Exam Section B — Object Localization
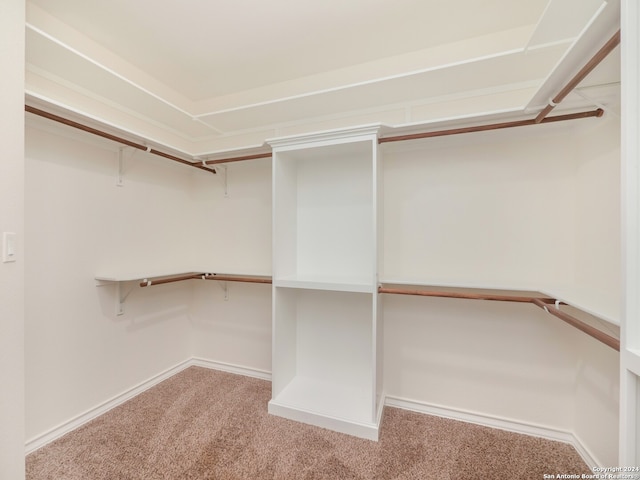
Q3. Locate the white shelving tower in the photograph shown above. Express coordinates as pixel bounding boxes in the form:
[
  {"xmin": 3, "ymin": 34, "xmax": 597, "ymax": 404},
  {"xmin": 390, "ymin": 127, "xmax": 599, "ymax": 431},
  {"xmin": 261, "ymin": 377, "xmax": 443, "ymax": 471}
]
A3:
[{"xmin": 268, "ymin": 125, "xmax": 384, "ymax": 440}]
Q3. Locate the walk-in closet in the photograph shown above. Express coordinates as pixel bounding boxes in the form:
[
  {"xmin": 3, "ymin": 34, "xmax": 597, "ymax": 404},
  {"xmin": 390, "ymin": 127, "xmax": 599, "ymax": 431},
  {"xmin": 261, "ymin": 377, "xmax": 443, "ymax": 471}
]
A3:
[{"xmin": 1, "ymin": 0, "xmax": 639, "ymax": 478}]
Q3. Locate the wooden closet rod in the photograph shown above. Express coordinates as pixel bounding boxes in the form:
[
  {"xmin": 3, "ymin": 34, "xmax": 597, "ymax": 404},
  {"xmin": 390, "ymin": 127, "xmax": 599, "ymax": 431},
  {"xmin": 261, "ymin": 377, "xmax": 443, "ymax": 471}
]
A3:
[
  {"xmin": 138, "ymin": 273, "xmax": 202, "ymax": 287},
  {"xmin": 378, "ymin": 108, "xmax": 603, "ymax": 144},
  {"xmin": 379, "ymin": 285, "xmax": 618, "ymax": 351},
  {"xmin": 535, "ymin": 30, "xmax": 620, "ymax": 123},
  {"xmin": 377, "ymin": 286, "xmax": 544, "ymax": 303},
  {"xmin": 201, "ymin": 273, "xmax": 272, "ymax": 284},
  {"xmin": 530, "ymin": 298, "xmax": 620, "ymax": 351},
  {"xmin": 128, "ymin": 106, "xmax": 605, "ymax": 164},
  {"xmin": 201, "ymin": 107, "xmax": 605, "ymax": 161},
  {"xmin": 205, "ymin": 152, "xmax": 272, "ymax": 166},
  {"xmin": 138, "ymin": 272, "xmax": 272, "ymax": 288},
  {"xmin": 25, "ymin": 105, "xmax": 217, "ymax": 175},
  {"xmin": 203, "ymin": 107, "xmax": 604, "ymax": 161},
  {"xmin": 134, "ymin": 275, "xmax": 618, "ymax": 350},
  {"xmin": 25, "ymin": 105, "xmax": 604, "ymax": 168}
]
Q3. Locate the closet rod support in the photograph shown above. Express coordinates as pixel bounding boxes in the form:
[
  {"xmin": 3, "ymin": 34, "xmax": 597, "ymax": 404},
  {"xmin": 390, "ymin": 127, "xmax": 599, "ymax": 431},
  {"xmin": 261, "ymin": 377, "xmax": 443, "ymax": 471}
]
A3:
[
  {"xmin": 117, "ymin": 146, "xmax": 137, "ymax": 186},
  {"xmin": 218, "ymin": 164, "xmax": 228, "ymax": 197},
  {"xmin": 219, "ymin": 281, "xmax": 229, "ymax": 300},
  {"xmin": 117, "ymin": 147, "xmax": 125, "ymax": 186},
  {"xmin": 115, "ymin": 281, "xmax": 135, "ymax": 316}
]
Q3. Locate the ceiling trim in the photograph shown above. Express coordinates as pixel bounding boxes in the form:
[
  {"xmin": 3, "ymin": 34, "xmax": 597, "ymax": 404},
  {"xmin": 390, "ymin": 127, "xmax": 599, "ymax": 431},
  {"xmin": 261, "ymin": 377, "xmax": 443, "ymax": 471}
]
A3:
[
  {"xmin": 194, "ymin": 48, "xmax": 527, "ymax": 119},
  {"xmin": 24, "ymin": 0, "xmax": 619, "ymax": 156},
  {"xmin": 26, "ymin": 22, "xmax": 195, "ymax": 121},
  {"xmin": 29, "ymin": 19, "xmax": 548, "ymax": 125}
]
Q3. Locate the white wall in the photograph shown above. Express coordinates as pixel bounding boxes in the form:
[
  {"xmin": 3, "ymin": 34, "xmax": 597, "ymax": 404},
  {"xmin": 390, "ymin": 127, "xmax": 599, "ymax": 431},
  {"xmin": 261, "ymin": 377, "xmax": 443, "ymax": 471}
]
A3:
[
  {"xmin": 381, "ymin": 115, "xmax": 620, "ymax": 465},
  {"xmin": 573, "ymin": 331, "xmax": 619, "ymax": 466},
  {"xmin": 24, "ymin": 111, "xmax": 620, "ymax": 466},
  {"xmin": 24, "ymin": 120, "xmax": 196, "ymax": 442},
  {"xmin": 189, "ymin": 158, "xmax": 272, "ymax": 371},
  {"xmin": 569, "ymin": 114, "xmax": 621, "ymax": 466},
  {"xmin": 190, "ymin": 281, "xmax": 272, "ymax": 373},
  {"xmin": 381, "ymin": 122, "xmax": 579, "ymax": 289},
  {"xmin": 383, "ymin": 296, "xmax": 579, "ymax": 428},
  {"xmin": 191, "ymin": 158, "xmax": 272, "ymax": 275},
  {"xmin": 573, "ymin": 115, "xmax": 622, "ymax": 320},
  {"xmin": 0, "ymin": 0, "xmax": 25, "ymax": 478}
]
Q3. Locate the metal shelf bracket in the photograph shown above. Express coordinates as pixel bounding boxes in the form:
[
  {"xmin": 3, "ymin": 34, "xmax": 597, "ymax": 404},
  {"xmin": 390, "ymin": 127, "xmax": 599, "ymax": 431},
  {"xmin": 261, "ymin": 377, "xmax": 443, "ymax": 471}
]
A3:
[
  {"xmin": 117, "ymin": 146, "xmax": 139, "ymax": 187},
  {"xmin": 96, "ymin": 279, "xmax": 135, "ymax": 316}
]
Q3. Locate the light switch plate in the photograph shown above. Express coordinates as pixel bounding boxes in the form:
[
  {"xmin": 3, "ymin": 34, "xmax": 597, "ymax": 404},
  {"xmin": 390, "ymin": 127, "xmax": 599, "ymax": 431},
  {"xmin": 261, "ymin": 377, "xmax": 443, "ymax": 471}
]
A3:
[{"xmin": 2, "ymin": 232, "xmax": 16, "ymax": 263}]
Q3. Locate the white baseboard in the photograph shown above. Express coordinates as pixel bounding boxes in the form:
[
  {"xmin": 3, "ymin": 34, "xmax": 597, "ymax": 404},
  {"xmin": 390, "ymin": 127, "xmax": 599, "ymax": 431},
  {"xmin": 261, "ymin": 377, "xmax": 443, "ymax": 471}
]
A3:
[
  {"xmin": 25, "ymin": 359, "xmax": 193, "ymax": 454},
  {"xmin": 569, "ymin": 433, "xmax": 601, "ymax": 472},
  {"xmin": 25, "ymin": 357, "xmax": 271, "ymax": 455},
  {"xmin": 384, "ymin": 395, "xmax": 598, "ymax": 469},
  {"xmin": 189, "ymin": 357, "xmax": 272, "ymax": 381},
  {"xmin": 25, "ymin": 361, "xmax": 599, "ymax": 470}
]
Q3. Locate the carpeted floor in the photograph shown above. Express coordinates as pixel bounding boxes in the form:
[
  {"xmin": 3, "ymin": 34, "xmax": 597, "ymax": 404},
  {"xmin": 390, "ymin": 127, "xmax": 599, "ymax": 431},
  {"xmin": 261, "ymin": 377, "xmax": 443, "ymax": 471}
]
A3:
[{"xmin": 26, "ymin": 366, "xmax": 591, "ymax": 479}]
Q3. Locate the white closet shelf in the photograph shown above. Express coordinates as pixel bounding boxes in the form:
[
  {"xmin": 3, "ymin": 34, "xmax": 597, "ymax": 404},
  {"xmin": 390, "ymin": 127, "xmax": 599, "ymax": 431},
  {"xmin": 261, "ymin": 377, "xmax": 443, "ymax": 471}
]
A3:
[
  {"xmin": 274, "ymin": 275, "xmax": 375, "ymax": 293},
  {"xmin": 95, "ymin": 271, "xmax": 271, "ymax": 315},
  {"xmin": 268, "ymin": 376, "xmax": 379, "ymax": 440},
  {"xmin": 95, "ymin": 271, "xmax": 272, "ymax": 284},
  {"xmin": 379, "ymin": 281, "xmax": 620, "ymax": 351},
  {"xmin": 540, "ymin": 285, "xmax": 620, "ymax": 326},
  {"xmin": 95, "ymin": 271, "xmax": 202, "ymax": 283},
  {"xmin": 380, "ymin": 279, "xmax": 556, "ymax": 302}
]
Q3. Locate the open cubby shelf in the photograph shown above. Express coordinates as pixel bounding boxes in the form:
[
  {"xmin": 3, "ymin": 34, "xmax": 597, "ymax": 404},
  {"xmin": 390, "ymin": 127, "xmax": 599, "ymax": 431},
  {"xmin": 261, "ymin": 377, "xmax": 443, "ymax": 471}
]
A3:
[{"xmin": 268, "ymin": 126, "xmax": 384, "ymax": 439}]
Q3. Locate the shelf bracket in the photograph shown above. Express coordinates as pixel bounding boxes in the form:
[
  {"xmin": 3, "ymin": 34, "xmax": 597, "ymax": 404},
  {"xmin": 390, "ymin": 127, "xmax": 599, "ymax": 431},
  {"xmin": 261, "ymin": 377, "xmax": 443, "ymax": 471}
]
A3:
[
  {"xmin": 219, "ymin": 164, "xmax": 228, "ymax": 197},
  {"xmin": 95, "ymin": 279, "xmax": 135, "ymax": 316},
  {"xmin": 115, "ymin": 281, "xmax": 135, "ymax": 316},
  {"xmin": 199, "ymin": 160, "xmax": 227, "ymax": 196},
  {"xmin": 201, "ymin": 273, "xmax": 229, "ymax": 299},
  {"xmin": 217, "ymin": 280, "xmax": 229, "ymax": 300},
  {"xmin": 117, "ymin": 147, "xmax": 138, "ymax": 187}
]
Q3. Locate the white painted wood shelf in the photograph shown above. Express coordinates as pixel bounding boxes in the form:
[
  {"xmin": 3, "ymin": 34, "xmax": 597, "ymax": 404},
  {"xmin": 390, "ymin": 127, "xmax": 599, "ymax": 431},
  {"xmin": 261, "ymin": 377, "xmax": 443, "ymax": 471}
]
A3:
[
  {"xmin": 378, "ymin": 280, "xmax": 620, "ymax": 351},
  {"xmin": 268, "ymin": 126, "xmax": 384, "ymax": 440},
  {"xmin": 95, "ymin": 271, "xmax": 201, "ymax": 283},
  {"xmin": 268, "ymin": 376, "xmax": 380, "ymax": 440},
  {"xmin": 95, "ymin": 271, "xmax": 271, "ymax": 315},
  {"xmin": 273, "ymin": 275, "xmax": 375, "ymax": 293}
]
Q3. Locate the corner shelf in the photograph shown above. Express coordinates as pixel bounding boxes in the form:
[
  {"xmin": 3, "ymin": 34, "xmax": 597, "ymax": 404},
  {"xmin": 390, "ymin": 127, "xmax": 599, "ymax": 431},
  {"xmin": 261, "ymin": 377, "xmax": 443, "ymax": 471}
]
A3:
[
  {"xmin": 94, "ymin": 270, "xmax": 202, "ymax": 283},
  {"xmin": 95, "ymin": 271, "xmax": 271, "ymax": 315},
  {"xmin": 95, "ymin": 271, "xmax": 202, "ymax": 316},
  {"xmin": 378, "ymin": 280, "xmax": 620, "ymax": 351}
]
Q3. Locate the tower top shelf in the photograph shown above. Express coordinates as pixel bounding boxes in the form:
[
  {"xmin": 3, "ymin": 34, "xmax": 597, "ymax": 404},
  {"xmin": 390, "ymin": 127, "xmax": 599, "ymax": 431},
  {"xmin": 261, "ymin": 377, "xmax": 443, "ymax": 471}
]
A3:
[{"xmin": 267, "ymin": 124, "xmax": 381, "ymax": 151}]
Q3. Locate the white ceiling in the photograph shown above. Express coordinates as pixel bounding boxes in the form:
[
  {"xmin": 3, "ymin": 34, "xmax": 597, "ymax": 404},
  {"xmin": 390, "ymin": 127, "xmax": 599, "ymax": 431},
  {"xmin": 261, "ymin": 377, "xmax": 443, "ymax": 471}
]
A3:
[
  {"xmin": 24, "ymin": 0, "xmax": 620, "ymax": 156},
  {"xmin": 28, "ymin": 0, "xmax": 552, "ymax": 101}
]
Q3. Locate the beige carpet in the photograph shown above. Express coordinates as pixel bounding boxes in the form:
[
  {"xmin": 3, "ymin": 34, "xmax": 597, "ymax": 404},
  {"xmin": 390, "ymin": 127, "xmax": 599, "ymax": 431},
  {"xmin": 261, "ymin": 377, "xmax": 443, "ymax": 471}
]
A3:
[{"xmin": 27, "ymin": 366, "xmax": 591, "ymax": 479}]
